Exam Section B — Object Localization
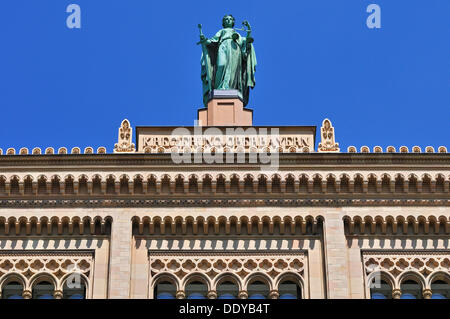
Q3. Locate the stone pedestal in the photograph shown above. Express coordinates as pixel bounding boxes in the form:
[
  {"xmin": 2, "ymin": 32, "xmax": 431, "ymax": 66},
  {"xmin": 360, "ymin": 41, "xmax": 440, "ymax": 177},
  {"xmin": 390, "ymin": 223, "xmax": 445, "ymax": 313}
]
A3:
[{"xmin": 198, "ymin": 90, "xmax": 253, "ymax": 126}]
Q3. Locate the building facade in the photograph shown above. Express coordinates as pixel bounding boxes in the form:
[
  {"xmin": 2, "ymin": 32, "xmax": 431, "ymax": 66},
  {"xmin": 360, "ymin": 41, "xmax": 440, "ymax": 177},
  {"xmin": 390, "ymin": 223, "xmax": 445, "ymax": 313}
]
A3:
[{"xmin": 0, "ymin": 115, "xmax": 449, "ymax": 299}]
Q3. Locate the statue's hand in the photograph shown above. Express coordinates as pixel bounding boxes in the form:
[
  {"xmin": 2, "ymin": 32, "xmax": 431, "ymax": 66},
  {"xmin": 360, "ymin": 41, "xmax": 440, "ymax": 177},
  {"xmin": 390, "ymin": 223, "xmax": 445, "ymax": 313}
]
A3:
[
  {"xmin": 200, "ymin": 34, "xmax": 206, "ymax": 41},
  {"xmin": 232, "ymin": 33, "xmax": 239, "ymax": 41},
  {"xmin": 243, "ymin": 20, "xmax": 251, "ymax": 30}
]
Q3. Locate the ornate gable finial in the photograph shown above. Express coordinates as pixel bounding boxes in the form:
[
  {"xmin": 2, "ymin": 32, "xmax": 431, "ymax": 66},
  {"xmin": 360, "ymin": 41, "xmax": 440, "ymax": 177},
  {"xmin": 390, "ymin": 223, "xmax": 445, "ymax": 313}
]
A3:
[
  {"xmin": 114, "ymin": 119, "xmax": 136, "ymax": 153},
  {"xmin": 318, "ymin": 118, "xmax": 340, "ymax": 153}
]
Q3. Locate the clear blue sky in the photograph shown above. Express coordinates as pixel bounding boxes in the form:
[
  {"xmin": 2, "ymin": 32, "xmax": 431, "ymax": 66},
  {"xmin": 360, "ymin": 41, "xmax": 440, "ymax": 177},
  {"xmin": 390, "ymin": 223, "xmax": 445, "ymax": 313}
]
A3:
[{"xmin": 0, "ymin": 0, "xmax": 449, "ymax": 152}]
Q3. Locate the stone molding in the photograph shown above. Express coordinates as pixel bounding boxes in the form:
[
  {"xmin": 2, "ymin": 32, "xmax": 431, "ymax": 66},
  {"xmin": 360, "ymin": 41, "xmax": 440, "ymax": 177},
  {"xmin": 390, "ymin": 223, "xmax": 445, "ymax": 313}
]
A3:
[
  {"xmin": 0, "ymin": 216, "xmax": 112, "ymax": 236},
  {"xmin": 133, "ymin": 215, "xmax": 322, "ymax": 236},
  {"xmin": 343, "ymin": 215, "xmax": 450, "ymax": 235},
  {"xmin": 0, "ymin": 152, "xmax": 449, "ymax": 165},
  {"xmin": 0, "ymin": 198, "xmax": 448, "ymax": 208},
  {"xmin": 0, "ymin": 171, "xmax": 448, "ymax": 204}
]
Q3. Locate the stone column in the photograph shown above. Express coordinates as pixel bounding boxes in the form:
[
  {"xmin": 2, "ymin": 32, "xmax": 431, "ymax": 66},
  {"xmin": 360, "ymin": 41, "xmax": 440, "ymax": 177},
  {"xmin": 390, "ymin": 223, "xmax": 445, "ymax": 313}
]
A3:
[
  {"xmin": 92, "ymin": 237, "xmax": 110, "ymax": 298},
  {"xmin": 268, "ymin": 290, "xmax": 279, "ymax": 299},
  {"xmin": 130, "ymin": 238, "xmax": 150, "ymax": 299},
  {"xmin": 207, "ymin": 291, "xmax": 218, "ymax": 299},
  {"xmin": 392, "ymin": 289, "xmax": 402, "ymax": 299},
  {"xmin": 108, "ymin": 212, "xmax": 133, "ymax": 299},
  {"xmin": 22, "ymin": 290, "xmax": 32, "ymax": 299},
  {"xmin": 347, "ymin": 240, "xmax": 365, "ymax": 298},
  {"xmin": 176, "ymin": 291, "xmax": 185, "ymax": 299},
  {"xmin": 323, "ymin": 208, "xmax": 350, "ymax": 298},
  {"xmin": 54, "ymin": 290, "xmax": 63, "ymax": 299},
  {"xmin": 238, "ymin": 291, "xmax": 248, "ymax": 299},
  {"xmin": 308, "ymin": 240, "xmax": 326, "ymax": 298},
  {"xmin": 423, "ymin": 289, "xmax": 432, "ymax": 299}
]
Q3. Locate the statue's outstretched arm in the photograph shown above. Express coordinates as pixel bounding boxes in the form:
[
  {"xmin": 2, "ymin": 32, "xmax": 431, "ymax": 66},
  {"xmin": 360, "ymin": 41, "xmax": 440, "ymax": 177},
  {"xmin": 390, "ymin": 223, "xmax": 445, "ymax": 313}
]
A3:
[
  {"xmin": 243, "ymin": 20, "xmax": 252, "ymax": 37},
  {"xmin": 198, "ymin": 24, "xmax": 215, "ymax": 45}
]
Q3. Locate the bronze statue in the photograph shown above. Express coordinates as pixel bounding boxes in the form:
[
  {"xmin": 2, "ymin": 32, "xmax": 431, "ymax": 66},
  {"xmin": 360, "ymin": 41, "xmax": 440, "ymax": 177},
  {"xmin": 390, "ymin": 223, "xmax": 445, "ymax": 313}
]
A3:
[{"xmin": 198, "ymin": 15, "xmax": 257, "ymax": 107}]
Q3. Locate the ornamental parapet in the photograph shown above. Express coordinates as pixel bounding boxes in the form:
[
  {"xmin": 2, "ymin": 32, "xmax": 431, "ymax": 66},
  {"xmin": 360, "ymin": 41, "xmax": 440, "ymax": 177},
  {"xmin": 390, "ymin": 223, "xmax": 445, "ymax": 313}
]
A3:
[{"xmin": 0, "ymin": 118, "xmax": 447, "ymax": 155}]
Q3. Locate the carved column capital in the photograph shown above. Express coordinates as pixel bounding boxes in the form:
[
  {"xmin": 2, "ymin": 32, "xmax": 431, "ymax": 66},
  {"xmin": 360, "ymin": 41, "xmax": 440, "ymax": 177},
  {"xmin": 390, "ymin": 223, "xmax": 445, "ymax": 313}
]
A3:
[
  {"xmin": 268, "ymin": 290, "xmax": 279, "ymax": 299},
  {"xmin": 238, "ymin": 291, "xmax": 248, "ymax": 299},
  {"xmin": 176, "ymin": 290, "xmax": 185, "ymax": 299},
  {"xmin": 54, "ymin": 290, "xmax": 63, "ymax": 299},
  {"xmin": 207, "ymin": 290, "xmax": 218, "ymax": 299},
  {"xmin": 392, "ymin": 289, "xmax": 402, "ymax": 299},
  {"xmin": 422, "ymin": 289, "xmax": 432, "ymax": 299},
  {"xmin": 22, "ymin": 290, "xmax": 32, "ymax": 299}
]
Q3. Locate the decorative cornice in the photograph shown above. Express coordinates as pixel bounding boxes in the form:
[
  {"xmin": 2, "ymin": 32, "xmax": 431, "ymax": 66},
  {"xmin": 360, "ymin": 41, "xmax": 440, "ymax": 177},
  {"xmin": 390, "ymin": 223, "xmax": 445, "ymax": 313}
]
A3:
[
  {"xmin": 0, "ymin": 250, "xmax": 94, "ymax": 257},
  {"xmin": 362, "ymin": 250, "xmax": 450, "ymax": 256},
  {"xmin": 148, "ymin": 251, "xmax": 307, "ymax": 256},
  {"xmin": 0, "ymin": 198, "xmax": 448, "ymax": 208},
  {"xmin": 344, "ymin": 215, "xmax": 450, "ymax": 236},
  {"xmin": 0, "ymin": 153, "xmax": 449, "ymax": 168},
  {"xmin": 0, "ymin": 216, "xmax": 112, "ymax": 236}
]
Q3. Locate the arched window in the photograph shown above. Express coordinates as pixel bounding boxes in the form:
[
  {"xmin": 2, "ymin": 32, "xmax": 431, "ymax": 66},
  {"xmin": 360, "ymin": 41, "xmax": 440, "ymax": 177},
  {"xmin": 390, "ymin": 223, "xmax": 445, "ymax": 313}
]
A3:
[
  {"xmin": 217, "ymin": 281, "xmax": 238, "ymax": 299},
  {"xmin": 185, "ymin": 281, "xmax": 207, "ymax": 299},
  {"xmin": 370, "ymin": 280, "xmax": 392, "ymax": 299},
  {"xmin": 400, "ymin": 280, "xmax": 422, "ymax": 299},
  {"xmin": 154, "ymin": 281, "xmax": 176, "ymax": 299},
  {"xmin": 63, "ymin": 279, "xmax": 86, "ymax": 299},
  {"xmin": 2, "ymin": 281, "xmax": 24, "ymax": 299},
  {"xmin": 431, "ymin": 280, "xmax": 450, "ymax": 299},
  {"xmin": 279, "ymin": 280, "xmax": 301, "ymax": 299},
  {"xmin": 248, "ymin": 281, "xmax": 269, "ymax": 299},
  {"xmin": 32, "ymin": 281, "xmax": 55, "ymax": 299}
]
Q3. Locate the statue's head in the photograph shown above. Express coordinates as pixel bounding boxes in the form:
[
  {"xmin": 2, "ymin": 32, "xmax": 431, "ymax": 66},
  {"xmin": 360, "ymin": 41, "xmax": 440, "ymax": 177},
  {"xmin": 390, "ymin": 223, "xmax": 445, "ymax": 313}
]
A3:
[{"xmin": 222, "ymin": 15, "xmax": 235, "ymax": 28}]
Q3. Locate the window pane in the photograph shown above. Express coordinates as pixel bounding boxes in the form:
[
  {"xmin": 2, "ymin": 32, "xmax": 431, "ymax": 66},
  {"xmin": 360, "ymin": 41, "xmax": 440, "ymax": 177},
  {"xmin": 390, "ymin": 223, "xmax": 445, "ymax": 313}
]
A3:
[
  {"xmin": 370, "ymin": 280, "xmax": 392, "ymax": 299},
  {"xmin": 63, "ymin": 280, "xmax": 86, "ymax": 299},
  {"xmin": 217, "ymin": 281, "xmax": 238, "ymax": 299},
  {"xmin": 2, "ymin": 282, "xmax": 23, "ymax": 299},
  {"xmin": 431, "ymin": 280, "xmax": 450, "ymax": 299},
  {"xmin": 279, "ymin": 281, "xmax": 301, "ymax": 299},
  {"xmin": 400, "ymin": 280, "xmax": 422, "ymax": 299},
  {"xmin": 32, "ymin": 281, "xmax": 54, "ymax": 299},
  {"xmin": 248, "ymin": 281, "xmax": 269, "ymax": 299},
  {"xmin": 155, "ymin": 282, "xmax": 176, "ymax": 299},
  {"xmin": 186, "ymin": 281, "xmax": 207, "ymax": 299}
]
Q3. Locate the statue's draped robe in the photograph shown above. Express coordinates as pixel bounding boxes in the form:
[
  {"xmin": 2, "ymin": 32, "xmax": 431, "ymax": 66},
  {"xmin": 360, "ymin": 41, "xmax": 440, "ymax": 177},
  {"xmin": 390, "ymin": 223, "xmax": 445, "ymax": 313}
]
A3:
[{"xmin": 201, "ymin": 28, "xmax": 257, "ymax": 107}]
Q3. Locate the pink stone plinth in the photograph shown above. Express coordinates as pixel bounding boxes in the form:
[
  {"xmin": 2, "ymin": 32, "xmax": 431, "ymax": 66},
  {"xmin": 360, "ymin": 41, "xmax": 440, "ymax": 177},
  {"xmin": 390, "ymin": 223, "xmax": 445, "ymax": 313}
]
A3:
[{"xmin": 198, "ymin": 98, "xmax": 253, "ymax": 126}]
